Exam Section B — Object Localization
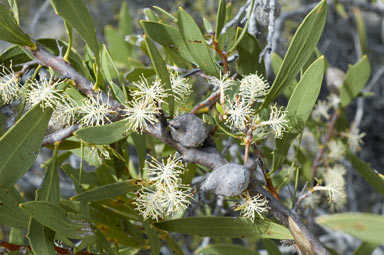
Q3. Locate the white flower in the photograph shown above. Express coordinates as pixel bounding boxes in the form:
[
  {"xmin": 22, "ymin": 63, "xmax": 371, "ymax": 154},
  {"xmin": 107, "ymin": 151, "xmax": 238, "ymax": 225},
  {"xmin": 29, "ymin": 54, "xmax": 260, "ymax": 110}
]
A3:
[
  {"xmin": 134, "ymin": 154, "xmax": 192, "ymax": 221},
  {"xmin": 341, "ymin": 124, "xmax": 365, "ymax": 152},
  {"xmin": 258, "ymin": 104, "xmax": 288, "ymax": 138},
  {"xmin": 54, "ymin": 98, "xmax": 80, "ymax": 126},
  {"xmin": 146, "ymin": 155, "xmax": 185, "ymax": 188},
  {"xmin": 26, "ymin": 78, "xmax": 63, "ymax": 109},
  {"xmin": 123, "ymin": 99, "xmax": 159, "ymax": 133},
  {"xmin": 170, "ymin": 72, "xmax": 192, "ymax": 103},
  {"xmin": 327, "ymin": 140, "xmax": 346, "ymax": 162},
  {"xmin": 208, "ymin": 72, "xmax": 234, "ymax": 105},
  {"xmin": 131, "ymin": 75, "xmax": 167, "ymax": 104},
  {"xmin": 236, "ymin": 193, "xmax": 269, "ymax": 222},
  {"xmin": 314, "ymin": 168, "xmax": 346, "ymax": 206},
  {"xmin": 79, "ymin": 93, "xmax": 114, "ymax": 127},
  {"xmin": 89, "ymin": 145, "xmax": 111, "ymax": 164},
  {"xmin": 0, "ymin": 65, "xmax": 20, "ymax": 104},
  {"xmin": 134, "ymin": 187, "xmax": 164, "ymax": 221},
  {"xmin": 224, "ymin": 97, "xmax": 254, "ymax": 130},
  {"xmin": 157, "ymin": 185, "xmax": 192, "ymax": 216},
  {"xmin": 327, "ymin": 94, "xmax": 340, "ymax": 110},
  {"xmin": 312, "ymin": 100, "xmax": 330, "ymax": 120},
  {"xmin": 239, "ymin": 73, "xmax": 269, "ymax": 104}
]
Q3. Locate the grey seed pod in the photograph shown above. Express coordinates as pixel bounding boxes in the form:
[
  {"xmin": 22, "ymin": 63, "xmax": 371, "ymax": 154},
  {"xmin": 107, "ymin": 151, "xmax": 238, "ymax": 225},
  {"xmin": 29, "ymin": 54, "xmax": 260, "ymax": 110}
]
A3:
[
  {"xmin": 200, "ymin": 163, "xmax": 251, "ymax": 197},
  {"xmin": 169, "ymin": 113, "xmax": 210, "ymax": 148}
]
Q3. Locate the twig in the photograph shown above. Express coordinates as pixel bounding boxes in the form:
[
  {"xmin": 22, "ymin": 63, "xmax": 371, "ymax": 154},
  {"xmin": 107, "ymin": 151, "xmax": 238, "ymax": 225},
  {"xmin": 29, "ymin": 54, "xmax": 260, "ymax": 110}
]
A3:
[
  {"xmin": 42, "ymin": 124, "xmax": 81, "ymax": 146},
  {"xmin": 221, "ymin": 0, "xmax": 251, "ymax": 35},
  {"xmin": 249, "ymin": 181, "xmax": 329, "ymax": 255},
  {"xmin": 259, "ymin": 0, "xmax": 277, "ymax": 62},
  {"xmin": 191, "ymin": 90, "xmax": 220, "ymax": 114},
  {"xmin": 311, "ymin": 111, "xmax": 340, "ymax": 186}
]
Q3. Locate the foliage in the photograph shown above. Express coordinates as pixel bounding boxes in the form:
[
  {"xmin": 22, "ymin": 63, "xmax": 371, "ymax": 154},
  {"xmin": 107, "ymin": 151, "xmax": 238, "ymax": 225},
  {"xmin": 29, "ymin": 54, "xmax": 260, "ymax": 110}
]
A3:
[{"xmin": 0, "ymin": 0, "xmax": 380, "ymax": 254}]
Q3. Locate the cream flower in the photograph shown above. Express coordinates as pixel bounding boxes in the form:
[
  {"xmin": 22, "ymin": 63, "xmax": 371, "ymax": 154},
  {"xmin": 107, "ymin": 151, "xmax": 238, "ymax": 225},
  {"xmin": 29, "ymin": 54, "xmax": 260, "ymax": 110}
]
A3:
[
  {"xmin": 26, "ymin": 78, "xmax": 63, "ymax": 109},
  {"xmin": 239, "ymin": 73, "xmax": 269, "ymax": 104},
  {"xmin": 258, "ymin": 104, "xmax": 289, "ymax": 138},
  {"xmin": 146, "ymin": 155, "xmax": 185, "ymax": 188},
  {"xmin": 0, "ymin": 65, "xmax": 20, "ymax": 104},
  {"xmin": 131, "ymin": 75, "xmax": 167, "ymax": 104},
  {"xmin": 224, "ymin": 97, "xmax": 254, "ymax": 130},
  {"xmin": 327, "ymin": 140, "xmax": 346, "ymax": 162},
  {"xmin": 312, "ymin": 100, "xmax": 330, "ymax": 120},
  {"xmin": 79, "ymin": 93, "xmax": 114, "ymax": 127},
  {"xmin": 235, "ymin": 193, "xmax": 269, "ymax": 222},
  {"xmin": 170, "ymin": 72, "xmax": 192, "ymax": 103},
  {"xmin": 208, "ymin": 72, "xmax": 234, "ymax": 105},
  {"xmin": 123, "ymin": 99, "xmax": 159, "ymax": 133},
  {"xmin": 341, "ymin": 124, "xmax": 365, "ymax": 152}
]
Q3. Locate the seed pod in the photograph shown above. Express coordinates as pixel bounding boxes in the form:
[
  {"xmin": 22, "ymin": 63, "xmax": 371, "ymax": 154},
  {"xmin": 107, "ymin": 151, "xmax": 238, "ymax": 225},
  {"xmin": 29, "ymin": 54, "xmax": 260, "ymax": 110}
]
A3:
[
  {"xmin": 200, "ymin": 163, "xmax": 251, "ymax": 197},
  {"xmin": 169, "ymin": 113, "xmax": 211, "ymax": 148}
]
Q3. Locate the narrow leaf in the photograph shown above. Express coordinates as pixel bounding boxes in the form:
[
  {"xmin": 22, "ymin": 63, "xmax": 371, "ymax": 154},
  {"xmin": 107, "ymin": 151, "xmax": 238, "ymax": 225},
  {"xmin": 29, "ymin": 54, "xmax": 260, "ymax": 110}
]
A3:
[
  {"xmin": 339, "ymin": 56, "xmax": 370, "ymax": 107},
  {"xmin": 316, "ymin": 213, "xmax": 384, "ymax": 245},
  {"xmin": 74, "ymin": 119, "xmax": 131, "ymax": 145},
  {"xmin": 141, "ymin": 21, "xmax": 195, "ymax": 64},
  {"xmin": 346, "ymin": 151, "xmax": 384, "ymax": 197},
  {"xmin": 215, "ymin": 0, "xmax": 226, "ymax": 37},
  {"xmin": 20, "ymin": 201, "xmax": 84, "ymax": 238},
  {"xmin": 143, "ymin": 35, "xmax": 174, "ymax": 116},
  {"xmin": 272, "ymin": 56, "xmax": 325, "ymax": 171},
  {"xmin": 50, "ymin": 0, "xmax": 99, "ymax": 63},
  {"xmin": 154, "ymin": 217, "xmax": 292, "ymax": 240},
  {"xmin": 260, "ymin": 0, "xmax": 327, "ymax": 109},
  {"xmin": 197, "ymin": 244, "xmax": 258, "ymax": 255},
  {"xmin": 143, "ymin": 222, "xmax": 161, "ymax": 255},
  {"xmin": 0, "ymin": 105, "xmax": 52, "ymax": 187},
  {"xmin": 0, "ymin": 188, "xmax": 28, "ymax": 228},
  {"xmin": 71, "ymin": 181, "xmax": 138, "ymax": 202},
  {"xmin": 235, "ymin": 28, "xmax": 266, "ymax": 77},
  {"xmin": 0, "ymin": 4, "xmax": 35, "ymax": 47},
  {"xmin": 177, "ymin": 7, "xmax": 220, "ymax": 77}
]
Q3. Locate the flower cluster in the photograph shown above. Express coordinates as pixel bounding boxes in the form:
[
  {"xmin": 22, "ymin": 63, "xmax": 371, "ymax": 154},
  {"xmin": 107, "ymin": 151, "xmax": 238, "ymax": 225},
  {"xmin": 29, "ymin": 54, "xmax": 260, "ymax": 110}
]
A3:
[
  {"xmin": 133, "ymin": 155, "xmax": 192, "ymax": 221},
  {"xmin": 210, "ymin": 72, "xmax": 288, "ymax": 138},
  {"xmin": 0, "ymin": 65, "xmax": 20, "ymax": 104},
  {"xmin": 26, "ymin": 78, "xmax": 63, "ymax": 109},
  {"xmin": 313, "ymin": 164, "xmax": 347, "ymax": 208},
  {"xmin": 235, "ymin": 193, "xmax": 269, "ymax": 222}
]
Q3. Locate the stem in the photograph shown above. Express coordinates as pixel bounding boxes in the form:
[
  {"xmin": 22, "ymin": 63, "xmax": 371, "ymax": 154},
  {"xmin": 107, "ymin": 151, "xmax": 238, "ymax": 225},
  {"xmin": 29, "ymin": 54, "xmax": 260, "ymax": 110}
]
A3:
[
  {"xmin": 63, "ymin": 21, "xmax": 73, "ymax": 62},
  {"xmin": 311, "ymin": 111, "xmax": 340, "ymax": 186}
]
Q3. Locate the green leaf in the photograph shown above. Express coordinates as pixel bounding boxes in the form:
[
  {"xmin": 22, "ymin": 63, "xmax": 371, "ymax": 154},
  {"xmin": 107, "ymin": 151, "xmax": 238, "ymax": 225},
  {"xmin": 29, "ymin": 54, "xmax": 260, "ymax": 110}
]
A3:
[
  {"xmin": 203, "ymin": 17, "xmax": 213, "ymax": 33},
  {"xmin": 75, "ymin": 119, "xmax": 131, "ymax": 145},
  {"xmin": 119, "ymin": 1, "xmax": 133, "ymax": 36},
  {"xmin": 50, "ymin": 0, "xmax": 99, "ymax": 62},
  {"xmin": 143, "ymin": 35, "xmax": 174, "ymax": 116},
  {"xmin": 263, "ymin": 239, "xmax": 281, "ymax": 255},
  {"xmin": 177, "ymin": 8, "xmax": 220, "ymax": 77},
  {"xmin": 316, "ymin": 213, "xmax": 384, "ymax": 245},
  {"xmin": 197, "ymin": 244, "xmax": 258, "ymax": 255},
  {"xmin": 105, "ymin": 25, "xmax": 133, "ymax": 64},
  {"xmin": 7, "ymin": 0, "xmax": 19, "ymax": 24},
  {"xmin": 152, "ymin": 6, "xmax": 177, "ymax": 22},
  {"xmin": 272, "ymin": 56, "xmax": 325, "ymax": 171},
  {"xmin": 141, "ymin": 21, "xmax": 195, "ymax": 64},
  {"xmin": 260, "ymin": 0, "xmax": 327, "ymax": 109},
  {"xmin": 124, "ymin": 67, "xmax": 156, "ymax": 82},
  {"xmin": 271, "ymin": 53, "xmax": 297, "ymax": 98},
  {"xmin": 0, "ymin": 105, "xmax": 52, "ymax": 187},
  {"xmin": 27, "ymin": 219, "xmax": 56, "ymax": 255},
  {"xmin": 235, "ymin": 28, "xmax": 266, "ymax": 77},
  {"xmin": 20, "ymin": 201, "xmax": 84, "ymax": 238},
  {"xmin": 0, "ymin": 4, "xmax": 35, "ymax": 47},
  {"xmin": 36, "ymin": 145, "xmax": 60, "ymax": 204},
  {"xmin": 154, "ymin": 217, "xmax": 293, "ymax": 240},
  {"xmin": 0, "ymin": 188, "xmax": 28, "ymax": 228},
  {"xmin": 339, "ymin": 56, "xmax": 370, "ymax": 107},
  {"xmin": 71, "ymin": 181, "xmax": 138, "ymax": 202},
  {"xmin": 346, "ymin": 151, "xmax": 384, "ymax": 197},
  {"xmin": 0, "ymin": 45, "xmax": 32, "ymax": 68},
  {"xmin": 353, "ymin": 8, "xmax": 367, "ymax": 56},
  {"xmin": 143, "ymin": 222, "xmax": 161, "ymax": 255},
  {"xmin": 215, "ymin": 0, "xmax": 226, "ymax": 37},
  {"xmin": 353, "ymin": 241, "xmax": 378, "ymax": 255}
]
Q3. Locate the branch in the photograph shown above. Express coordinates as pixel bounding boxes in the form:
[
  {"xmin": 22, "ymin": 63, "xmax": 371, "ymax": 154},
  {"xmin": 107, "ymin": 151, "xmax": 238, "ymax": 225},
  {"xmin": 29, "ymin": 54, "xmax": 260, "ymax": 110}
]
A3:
[
  {"xmin": 42, "ymin": 124, "xmax": 81, "ymax": 146},
  {"xmin": 311, "ymin": 111, "xmax": 340, "ymax": 186},
  {"xmin": 249, "ymin": 181, "xmax": 330, "ymax": 255}
]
